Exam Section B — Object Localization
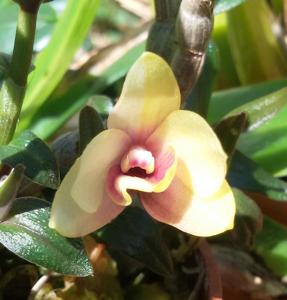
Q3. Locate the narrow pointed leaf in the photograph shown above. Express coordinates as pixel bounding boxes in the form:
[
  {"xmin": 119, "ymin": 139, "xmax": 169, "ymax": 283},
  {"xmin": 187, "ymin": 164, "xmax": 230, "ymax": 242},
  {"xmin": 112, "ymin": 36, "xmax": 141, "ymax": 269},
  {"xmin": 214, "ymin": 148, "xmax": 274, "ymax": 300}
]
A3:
[
  {"xmin": 226, "ymin": 0, "xmax": 287, "ymax": 85},
  {"xmin": 226, "ymin": 87, "xmax": 287, "ymax": 131},
  {"xmin": 23, "ymin": 42, "xmax": 145, "ymax": 140},
  {"xmin": 215, "ymin": 113, "xmax": 246, "ymax": 161},
  {"xmin": 0, "ymin": 164, "xmax": 24, "ymax": 221},
  {"xmin": 208, "ymin": 78, "xmax": 287, "ymax": 124},
  {"xmin": 51, "ymin": 131, "xmax": 79, "ymax": 179},
  {"xmin": 18, "ymin": 0, "xmax": 100, "ymax": 132},
  {"xmin": 79, "ymin": 106, "xmax": 104, "ymax": 154},
  {"xmin": 214, "ymin": 0, "xmax": 245, "ymax": 15}
]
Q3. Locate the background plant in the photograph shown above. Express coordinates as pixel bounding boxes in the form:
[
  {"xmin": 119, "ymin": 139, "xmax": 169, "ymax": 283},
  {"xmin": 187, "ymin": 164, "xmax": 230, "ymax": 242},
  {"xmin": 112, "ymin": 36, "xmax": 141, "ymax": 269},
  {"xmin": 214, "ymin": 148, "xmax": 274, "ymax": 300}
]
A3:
[{"xmin": 0, "ymin": 0, "xmax": 287, "ymax": 299}]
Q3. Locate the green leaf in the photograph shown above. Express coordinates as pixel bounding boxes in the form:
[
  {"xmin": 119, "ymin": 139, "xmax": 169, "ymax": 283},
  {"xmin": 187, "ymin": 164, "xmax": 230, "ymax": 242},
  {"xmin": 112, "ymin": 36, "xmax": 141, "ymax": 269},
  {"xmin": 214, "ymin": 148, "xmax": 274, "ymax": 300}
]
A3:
[
  {"xmin": 25, "ymin": 76, "xmax": 95, "ymax": 140},
  {"xmin": 0, "ymin": 164, "xmax": 24, "ymax": 221},
  {"xmin": 226, "ymin": 0, "xmax": 287, "ymax": 85},
  {"xmin": 212, "ymin": 13, "xmax": 240, "ymax": 89},
  {"xmin": 215, "ymin": 113, "xmax": 246, "ymax": 161},
  {"xmin": 270, "ymin": 0, "xmax": 283, "ymax": 13},
  {"xmin": 230, "ymin": 189, "xmax": 262, "ymax": 248},
  {"xmin": 18, "ymin": 0, "xmax": 100, "ymax": 133},
  {"xmin": 0, "ymin": 53, "xmax": 11, "ymax": 82},
  {"xmin": 79, "ymin": 106, "xmax": 104, "ymax": 154},
  {"xmin": 24, "ymin": 42, "xmax": 145, "ymax": 140},
  {"xmin": 95, "ymin": 207, "xmax": 173, "ymax": 277},
  {"xmin": 214, "ymin": 0, "xmax": 245, "ymax": 15},
  {"xmin": 233, "ymin": 188, "xmax": 262, "ymax": 233},
  {"xmin": 226, "ymin": 87, "xmax": 287, "ymax": 131},
  {"xmin": 0, "ymin": 197, "xmax": 93, "ymax": 276},
  {"xmin": 211, "ymin": 189, "xmax": 262, "ymax": 248},
  {"xmin": 209, "ymin": 81, "xmax": 287, "ymax": 176},
  {"xmin": 208, "ymin": 78, "xmax": 287, "ymax": 124},
  {"xmin": 89, "ymin": 95, "xmax": 114, "ymax": 118},
  {"xmin": 0, "ymin": 131, "xmax": 59, "ymax": 189},
  {"xmin": 255, "ymin": 217, "xmax": 287, "ymax": 276},
  {"xmin": 238, "ymin": 105, "xmax": 287, "ymax": 177},
  {"xmin": 51, "ymin": 131, "xmax": 79, "ymax": 179},
  {"xmin": 228, "ymin": 151, "xmax": 287, "ymax": 201}
]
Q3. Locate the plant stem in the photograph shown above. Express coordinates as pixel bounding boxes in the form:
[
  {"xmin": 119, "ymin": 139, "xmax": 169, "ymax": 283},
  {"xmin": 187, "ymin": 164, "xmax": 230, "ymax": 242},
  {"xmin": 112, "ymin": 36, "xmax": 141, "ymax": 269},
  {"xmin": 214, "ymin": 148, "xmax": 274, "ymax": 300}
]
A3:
[
  {"xmin": 284, "ymin": 0, "xmax": 287, "ymax": 33},
  {"xmin": 146, "ymin": 0, "xmax": 181, "ymax": 62},
  {"xmin": 171, "ymin": 0, "xmax": 215, "ymax": 102},
  {"xmin": 153, "ymin": 0, "xmax": 181, "ymax": 21},
  {"xmin": 0, "ymin": 4, "xmax": 40, "ymax": 145},
  {"xmin": 10, "ymin": 9, "xmax": 37, "ymax": 86}
]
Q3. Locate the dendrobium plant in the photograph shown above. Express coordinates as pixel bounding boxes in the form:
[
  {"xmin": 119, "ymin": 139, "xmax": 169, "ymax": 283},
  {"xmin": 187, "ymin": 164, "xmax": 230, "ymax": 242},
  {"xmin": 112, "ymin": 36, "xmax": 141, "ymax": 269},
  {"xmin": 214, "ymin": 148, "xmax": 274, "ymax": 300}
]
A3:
[{"xmin": 49, "ymin": 52, "xmax": 235, "ymax": 238}]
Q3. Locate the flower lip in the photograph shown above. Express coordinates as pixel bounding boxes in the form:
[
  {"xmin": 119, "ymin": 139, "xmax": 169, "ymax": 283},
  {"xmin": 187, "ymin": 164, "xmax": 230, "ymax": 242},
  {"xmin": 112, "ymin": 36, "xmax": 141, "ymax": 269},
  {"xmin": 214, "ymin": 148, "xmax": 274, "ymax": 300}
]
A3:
[
  {"xmin": 106, "ymin": 146, "xmax": 177, "ymax": 207},
  {"xmin": 120, "ymin": 146, "xmax": 155, "ymax": 175}
]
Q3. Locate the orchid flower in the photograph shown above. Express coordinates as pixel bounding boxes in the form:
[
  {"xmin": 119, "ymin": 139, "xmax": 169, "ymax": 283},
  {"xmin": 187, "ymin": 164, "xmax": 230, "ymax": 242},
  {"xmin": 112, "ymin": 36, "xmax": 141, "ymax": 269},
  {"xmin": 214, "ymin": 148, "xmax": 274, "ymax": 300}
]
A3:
[{"xmin": 49, "ymin": 52, "xmax": 235, "ymax": 238}]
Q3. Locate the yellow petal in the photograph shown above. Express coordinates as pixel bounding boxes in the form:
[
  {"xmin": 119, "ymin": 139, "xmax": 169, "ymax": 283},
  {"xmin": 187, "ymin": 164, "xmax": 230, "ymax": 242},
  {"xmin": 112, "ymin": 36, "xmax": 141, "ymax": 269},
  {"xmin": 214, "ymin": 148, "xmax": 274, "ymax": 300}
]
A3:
[
  {"xmin": 141, "ymin": 174, "xmax": 236, "ymax": 237},
  {"xmin": 49, "ymin": 159, "xmax": 124, "ymax": 238},
  {"xmin": 71, "ymin": 129, "xmax": 131, "ymax": 213},
  {"xmin": 147, "ymin": 110, "xmax": 227, "ymax": 197},
  {"xmin": 107, "ymin": 52, "xmax": 181, "ymax": 142}
]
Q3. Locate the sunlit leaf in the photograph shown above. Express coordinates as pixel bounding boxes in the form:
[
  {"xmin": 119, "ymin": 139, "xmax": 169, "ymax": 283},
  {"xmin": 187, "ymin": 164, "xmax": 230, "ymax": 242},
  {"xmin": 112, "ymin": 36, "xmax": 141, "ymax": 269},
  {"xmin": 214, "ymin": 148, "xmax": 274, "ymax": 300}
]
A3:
[
  {"xmin": 212, "ymin": 13, "xmax": 240, "ymax": 89},
  {"xmin": 18, "ymin": 0, "xmax": 100, "ymax": 133},
  {"xmin": 25, "ymin": 42, "xmax": 145, "ymax": 140},
  {"xmin": 238, "ymin": 105, "xmax": 287, "ymax": 177},
  {"xmin": 226, "ymin": 87, "xmax": 287, "ymax": 131},
  {"xmin": 208, "ymin": 78, "xmax": 287, "ymax": 124},
  {"xmin": 209, "ymin": 81, "xmax": 287, "ymax": 177},
  {"xmin": 214, "ymin": 0, "xmax": 246, "ymax": 15},
  {"xmin": 226, "ymin": 0, "xmax": 287, "ymax": 84},
  {"xmin": 255, "ymin": 217, "xmax": 287, "ymax": 277}
]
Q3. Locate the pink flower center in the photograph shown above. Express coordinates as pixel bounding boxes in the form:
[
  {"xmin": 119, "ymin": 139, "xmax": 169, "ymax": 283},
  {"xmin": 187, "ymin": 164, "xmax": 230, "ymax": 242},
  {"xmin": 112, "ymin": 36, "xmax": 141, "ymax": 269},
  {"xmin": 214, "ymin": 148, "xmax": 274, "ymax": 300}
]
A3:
[
  {"xmin": 120, "ymin": 146, "xmax": 155, "ymax": 177},
  {"xmin": 106, "ymin": 145, "xmax": 176, "ymax": 206}
]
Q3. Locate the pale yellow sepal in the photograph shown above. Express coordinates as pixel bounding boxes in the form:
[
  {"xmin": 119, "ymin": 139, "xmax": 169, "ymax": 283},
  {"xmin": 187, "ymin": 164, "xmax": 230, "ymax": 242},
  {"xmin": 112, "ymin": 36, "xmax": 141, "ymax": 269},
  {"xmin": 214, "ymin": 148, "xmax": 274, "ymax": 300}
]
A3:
[{"xmin": 107, "ymin": 52, "xmax": 181, "ymax": 142}]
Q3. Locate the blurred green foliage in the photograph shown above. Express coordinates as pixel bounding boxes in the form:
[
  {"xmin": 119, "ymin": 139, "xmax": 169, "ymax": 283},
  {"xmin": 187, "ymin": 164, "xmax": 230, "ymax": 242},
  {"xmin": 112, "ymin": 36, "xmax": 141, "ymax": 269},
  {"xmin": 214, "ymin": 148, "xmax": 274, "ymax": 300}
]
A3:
[{"xmin": 0, "ymin": 0, "xmax": 287, "ymax": 298}]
